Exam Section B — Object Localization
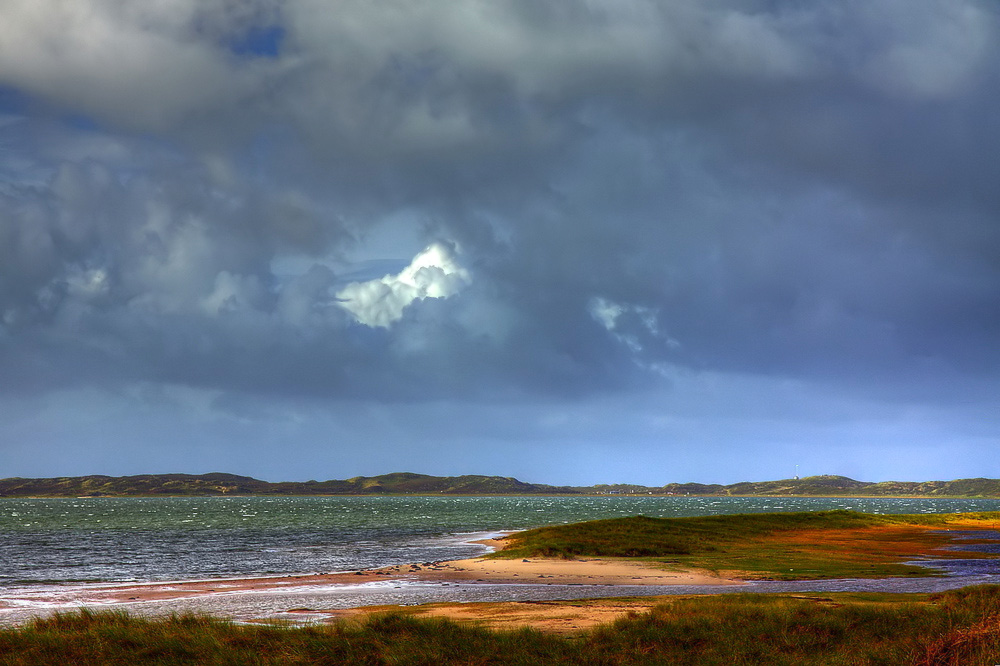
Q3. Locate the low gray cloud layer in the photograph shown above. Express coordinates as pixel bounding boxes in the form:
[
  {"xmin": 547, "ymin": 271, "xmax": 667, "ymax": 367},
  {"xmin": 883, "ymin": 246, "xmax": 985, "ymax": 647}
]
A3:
[{"xmin": 0, "ymin": 0, "xmax": 997, "ymax": 482}]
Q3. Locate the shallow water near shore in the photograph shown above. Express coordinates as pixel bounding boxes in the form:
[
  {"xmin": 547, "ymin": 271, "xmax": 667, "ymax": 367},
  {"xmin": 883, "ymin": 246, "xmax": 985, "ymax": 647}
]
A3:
[
  {"xmin": 3, "ymin": 495, "xmax": 1000, "ymax": 623},
  {"xmin": 5, "ymin": 559, "xmax": 1000, "ymax": 626}
]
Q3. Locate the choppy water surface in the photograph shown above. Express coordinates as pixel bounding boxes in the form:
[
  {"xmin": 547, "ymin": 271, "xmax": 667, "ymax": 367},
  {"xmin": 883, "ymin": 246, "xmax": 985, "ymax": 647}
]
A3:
[
  {"xmin": 2, "ymin": 495, "xmax": 999, "ymax": 622},
  {"xmin": 3, "ymin": 495, "xmax": 999, "ymax": 587}
]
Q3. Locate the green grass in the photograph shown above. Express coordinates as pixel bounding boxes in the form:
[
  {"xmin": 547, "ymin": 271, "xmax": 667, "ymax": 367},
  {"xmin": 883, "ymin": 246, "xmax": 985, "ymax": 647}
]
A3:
[
  {"xmin": 488, "ymin": 510, "xmax": 1000, "ymax": 579},
  {"xmin": 0, "ymin": 608, "xmax": 567, "ymax": 666},
  {"xmin": 493, "ymin": 510, "xmax": 887, "ymax": 557},
  {"xmin": 4, "ymin": 586, "xmax": 1000, "ymax": 664}
]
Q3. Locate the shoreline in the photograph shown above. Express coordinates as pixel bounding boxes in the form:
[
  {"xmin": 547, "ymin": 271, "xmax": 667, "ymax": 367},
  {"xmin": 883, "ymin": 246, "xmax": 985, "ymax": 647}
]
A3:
[
  {"xmin": 0, "ymin": 556, "xmax": 741, "ymax": 611},
  {"xmin": 5, "ymin": 520, "xmax": 997, "ymax": 616},
  {"xmin": 3, "ymin": 516, "xmax": 998, "ymax": 627},
  {"xmin": 0, "ymin": 531, "xmax": 740, "ymax": 617}
]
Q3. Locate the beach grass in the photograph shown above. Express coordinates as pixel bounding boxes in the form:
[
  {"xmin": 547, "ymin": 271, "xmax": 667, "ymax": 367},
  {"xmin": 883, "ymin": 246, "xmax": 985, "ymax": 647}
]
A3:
[
  {"xmin": 4, "ymin": 586, "xmax": 1000, "ymax": 664},
  {"xmin": 489, "ymin": 509, "xmax": 1000, "ymax": 579}
]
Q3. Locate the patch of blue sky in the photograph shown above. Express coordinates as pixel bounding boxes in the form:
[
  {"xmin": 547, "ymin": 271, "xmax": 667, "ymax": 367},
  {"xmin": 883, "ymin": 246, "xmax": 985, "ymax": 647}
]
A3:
[
  {"xmin": 229, "ymin": 25, "xmax": 284, "ymax": 58},
  {"xmin": 61, "ymin": 113, "xmax": 102, "ymax": 132},
  {"xmin": 0, "ymin": 85, "xmax": 101, "ymax": 133},
  {"xmin": 0, "ymin": 85, "xmax": 32, "ymax": 115}
]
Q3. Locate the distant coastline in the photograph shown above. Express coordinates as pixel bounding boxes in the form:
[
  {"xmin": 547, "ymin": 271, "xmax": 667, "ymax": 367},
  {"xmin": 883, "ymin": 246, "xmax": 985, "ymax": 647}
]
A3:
[{"xmin": 3, "ymin": 471, "xmax": 1000, "ymax": 498}]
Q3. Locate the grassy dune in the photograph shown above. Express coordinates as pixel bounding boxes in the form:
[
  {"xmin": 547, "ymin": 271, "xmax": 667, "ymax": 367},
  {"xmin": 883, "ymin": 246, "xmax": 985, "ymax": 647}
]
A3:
[
  {"xmin": 4, "ymin": 587, "xmax": 1000, "ymax": 664},
  {"xmin": 489, "ymin": 510, "xmax": 1000, "ymax": 579}
]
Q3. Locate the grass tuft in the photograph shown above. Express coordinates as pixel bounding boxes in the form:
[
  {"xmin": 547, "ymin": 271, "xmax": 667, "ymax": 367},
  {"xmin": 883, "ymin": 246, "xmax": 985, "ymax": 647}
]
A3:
[
  {"xmin": 489, "ymin": 510, "xmax": 1000, "ymax": 579},
  {"xmin": 5, "ymin": 587, "xmax": 1000, "ymax": 664}
]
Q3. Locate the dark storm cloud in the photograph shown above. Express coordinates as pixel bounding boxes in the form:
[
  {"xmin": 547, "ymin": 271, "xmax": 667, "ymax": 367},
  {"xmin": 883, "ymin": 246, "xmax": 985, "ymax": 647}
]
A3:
[{"xmin": 1, "ymin": 0, "xmax": 998, "ymax": 406}]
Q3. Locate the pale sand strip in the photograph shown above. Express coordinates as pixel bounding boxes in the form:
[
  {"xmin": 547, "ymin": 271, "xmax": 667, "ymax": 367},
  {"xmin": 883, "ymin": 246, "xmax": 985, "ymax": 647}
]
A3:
[
  {"xmin": 372, "ymin": 556, "xmax": 739, "ymax": 586},
  {"xmin": 0, "ymin": 556, "xmax": 737, "ymax": 609}
]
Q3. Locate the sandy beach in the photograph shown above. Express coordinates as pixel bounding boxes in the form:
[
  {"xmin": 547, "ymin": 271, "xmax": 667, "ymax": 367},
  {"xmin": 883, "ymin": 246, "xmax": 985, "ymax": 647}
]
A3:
[
  {"xmin": 367, "ymin": 554, "xmax": 736, "ymax": 587},
  {"xmin": 0, "ymin": 546, "xmax": 738, "ymax": 613},
  {"xmin": 0, "ymin": 556, "xmax": 737, "ymax": 608}
]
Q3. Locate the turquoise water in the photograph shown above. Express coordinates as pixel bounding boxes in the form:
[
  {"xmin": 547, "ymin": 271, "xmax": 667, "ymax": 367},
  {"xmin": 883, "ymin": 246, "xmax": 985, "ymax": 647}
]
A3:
[{"xmin": 3, "ymin": 495, "xmax": 1000, "ymax": 588}]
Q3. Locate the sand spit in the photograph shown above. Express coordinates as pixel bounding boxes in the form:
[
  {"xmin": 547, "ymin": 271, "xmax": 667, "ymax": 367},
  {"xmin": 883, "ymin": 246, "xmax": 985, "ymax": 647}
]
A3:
[
  {"xmin": 0, "ymin": 556, "xmax": 737, "ymax": 611},
  {"xmin": 370, "ymin": 556, "xmax": 738, "ymax": 587}
]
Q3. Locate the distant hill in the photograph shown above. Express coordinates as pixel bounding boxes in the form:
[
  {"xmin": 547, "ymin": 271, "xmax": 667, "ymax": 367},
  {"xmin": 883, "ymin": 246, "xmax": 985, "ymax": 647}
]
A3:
[
  {"xmin": 586, "ymin": 475, "xmax": 1000, "ymax": 498},
  {"xmin": 1, "ymin": 472, "xmax": 999, "ymax": 497},
  {"xmin": 0, "ymin": 472, "xmax": 578, "ymax": 497}
]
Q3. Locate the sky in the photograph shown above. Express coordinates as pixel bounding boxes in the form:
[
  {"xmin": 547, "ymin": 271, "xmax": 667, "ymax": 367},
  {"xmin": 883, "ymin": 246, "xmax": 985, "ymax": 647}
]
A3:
[{"xmin": 0, "ymin": 0, "xmax": 998, "ymax": 486}]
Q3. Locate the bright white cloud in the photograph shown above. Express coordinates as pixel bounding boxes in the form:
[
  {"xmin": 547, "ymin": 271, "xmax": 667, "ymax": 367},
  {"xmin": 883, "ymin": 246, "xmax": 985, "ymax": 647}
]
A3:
[
  {"xmin": 336, "ymin": 243, "xmax": 470, "ymax": 328},
  {"xmin": 589, "ymin": 296, "xmax": 626, "ymax": 332}
]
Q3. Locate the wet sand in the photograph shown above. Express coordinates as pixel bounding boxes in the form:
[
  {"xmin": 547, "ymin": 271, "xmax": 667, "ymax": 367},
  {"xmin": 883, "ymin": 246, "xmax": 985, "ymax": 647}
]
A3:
[{"xmin": 0, "ymin": 554, "xmax": 737, "ymax": 610}]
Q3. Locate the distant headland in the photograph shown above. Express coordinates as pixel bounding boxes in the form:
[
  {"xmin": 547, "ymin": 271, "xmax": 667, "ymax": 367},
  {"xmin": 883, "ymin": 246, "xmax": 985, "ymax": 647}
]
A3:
[{"xmin": 2, "ymin": 472, "xmax": 1000, "ymax": 498}]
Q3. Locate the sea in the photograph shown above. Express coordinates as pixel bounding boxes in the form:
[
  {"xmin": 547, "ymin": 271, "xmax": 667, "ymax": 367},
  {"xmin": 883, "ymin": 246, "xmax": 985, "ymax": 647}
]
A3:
[{"xmin": 3, "ymin": 495, "xmax": 1000, "ymax": 624}]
